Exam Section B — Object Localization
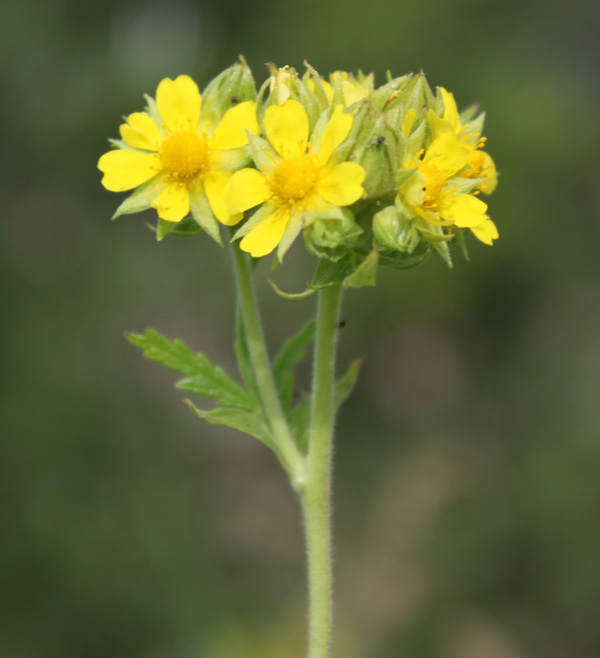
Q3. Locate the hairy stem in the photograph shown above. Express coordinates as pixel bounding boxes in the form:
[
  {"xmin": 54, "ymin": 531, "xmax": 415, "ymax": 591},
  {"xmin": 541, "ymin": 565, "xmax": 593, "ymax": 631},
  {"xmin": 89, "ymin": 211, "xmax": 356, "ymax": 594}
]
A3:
[
  {"xmin": 229, "ymin": 240, "xmax": 305, "ymax": 483},
  {"xmin": 302, "ymin": 283, "xmax": 343, "ymax": 658}
]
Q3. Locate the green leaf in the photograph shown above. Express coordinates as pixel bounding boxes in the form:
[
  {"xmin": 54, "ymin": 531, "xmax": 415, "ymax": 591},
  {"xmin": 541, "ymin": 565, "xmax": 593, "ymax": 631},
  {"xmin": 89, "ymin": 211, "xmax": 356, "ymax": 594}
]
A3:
[
  {"xmin": 344, "ymin": 248, "xmax": 379, "ymax": 288},
  {"xmin": 334, "ymin": 359, "xmax": 362, "ymax": 410},
  {"xmin": 273, "ymin": 320, "xmax": 316, "ymax": 388},
  {"xmin": 278, "ymin": 370, "xmax": 296, "ymax": 414},
  {"xmin": 288, "ymin": 397, "xmax": 311, "ymax": 452},
  {"xmin": 311, "ymin": 253, "xmax": 358, "ymax": 289},
  {"xmin": 127, "ymin": 329, "xmax": 255, "ymax": 411},
  {"xmin": 286, "ymin": 359, "xmax": 362, "ymax": 452},
  {"xmin": 184, "ymin": 401, "xmax": 276, "ymax": 451},
  {"xmin": 234, "ymin": 311, "xmax": 259, "ymax": 397}
]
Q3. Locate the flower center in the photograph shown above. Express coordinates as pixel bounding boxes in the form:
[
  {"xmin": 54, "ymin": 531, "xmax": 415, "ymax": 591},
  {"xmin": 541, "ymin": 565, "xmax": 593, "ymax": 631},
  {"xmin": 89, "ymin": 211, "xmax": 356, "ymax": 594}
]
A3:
[
  {"xmin": 419, "ymin": 162, "xmax": 447, "ymax": 207},
  {"xmin": 270, "ymin": 153, "xmax": 319, "ymax": 206},
  {"xmin": 159, "ymin": 130, "xmax": 209, "ymax": 180}
]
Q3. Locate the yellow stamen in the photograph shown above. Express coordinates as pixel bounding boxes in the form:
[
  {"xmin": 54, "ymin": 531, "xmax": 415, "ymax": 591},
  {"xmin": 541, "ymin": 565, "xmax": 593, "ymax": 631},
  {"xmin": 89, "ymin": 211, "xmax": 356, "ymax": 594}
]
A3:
[
  {"xmin": 419, "ymin": 161, "xmax": 447, "ymax": 208},
  {"xmin": 159, "ymin": 130, "xmax": 210, "ymax": 180},
  {"xmin": 268, "ymin": 152, "xmax": 320, "ymax": 207}
]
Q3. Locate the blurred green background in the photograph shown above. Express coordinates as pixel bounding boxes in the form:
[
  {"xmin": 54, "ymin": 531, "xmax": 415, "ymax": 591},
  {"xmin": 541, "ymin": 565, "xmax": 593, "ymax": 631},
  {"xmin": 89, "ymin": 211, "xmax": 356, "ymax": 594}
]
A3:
[{"xmin": 2, "ymin": 0, "xmax": 600, "ymax": 656}]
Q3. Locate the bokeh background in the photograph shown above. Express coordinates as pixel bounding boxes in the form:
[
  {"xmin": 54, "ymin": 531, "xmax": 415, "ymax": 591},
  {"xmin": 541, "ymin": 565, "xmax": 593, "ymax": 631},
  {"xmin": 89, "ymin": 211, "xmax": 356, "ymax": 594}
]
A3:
[{"xmin": 2, "ymin": 0, "xmax": 600, "ymax": 656}]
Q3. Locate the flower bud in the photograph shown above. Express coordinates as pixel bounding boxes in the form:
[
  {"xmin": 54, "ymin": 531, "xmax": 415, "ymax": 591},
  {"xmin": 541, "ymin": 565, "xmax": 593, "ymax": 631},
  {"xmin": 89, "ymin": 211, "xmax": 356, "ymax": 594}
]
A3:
[
  {"xmin": 372, "ymin": 206, "xmax": 421, "ymax": 253},
  {"xmin": 201, "ymin": 56, "xmax": 257, "ymax": 124},
  {"xmin": 336, "ymin": 102, "xmax": 400, "ymax": 200},
  {"xmin": 304, "ymin": 208, "xmax": 363, "ymax": 261},
  {"xmin": 263, "ymin": 64, "xmax": 321, "ymax": 126}
]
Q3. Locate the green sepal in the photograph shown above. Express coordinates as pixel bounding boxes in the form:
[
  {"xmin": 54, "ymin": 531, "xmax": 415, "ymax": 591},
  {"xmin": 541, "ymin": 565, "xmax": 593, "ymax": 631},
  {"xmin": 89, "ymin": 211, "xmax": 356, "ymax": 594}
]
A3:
[
  {"xmin": 189, "ymin": 182, "xmax": 222, "ymax": 246},
  {"xmin": 302, "ymin": 61, "xmax": 332, "ymax": 111},
  {"xmin": 126, "ymin": 329, "xmax": 256, "ymax": 411},
  {"xmin": 378, "ymin": 240, "xmax": 431, "ymax": 269},
  {"xmin": 112, "ymin": 174, "xmax": 169, "ymax": 219},
  {"xmin": 463, "ymin": 112, "xmax": 485, "ymax": 142},
  {"xmin": 431, "ymin": 239, "xmax": 453, "ymax": 268},
  {"xmin": 268, "ymin": 279, "xmax": 316, "ymax": 300},
  {"xmin": 343, "ymin": 248, "xmax": 379, "ymax": 288},
  {"xmin": 247, "ymin": 132, "xmax": 277, "ymax": 171},
  {"xmin": 155, "ymin": 216, "xmax": 204, "ymax": 239},
  {"xmin": 277, "ymin": 213, "xmax": 305, "ymax": 262},
  {"xmin": 446, "ymin": 176, "xmax": 483, "ymax": 195},
  {"xmin": 232, "ymin": 203, "xmax": 274, "ymax": 240},
  {"xmin": 453, "ymin": 227, "xmax": 470, "ymax": 262},
  {"xmin": 143, "ymin": 94, "xmax": 161, "ymax": 126},
  {"xmin": 395, "ymin": 167, "xmax": 417, "ymax": 189},
  {"xmin": 156, "ymin": 218, "xmax": 179, "ymax": 241},
  {"xmin": 460, "ymin": 103, "xmax": 481, "ymax": 124},
  {"xmin": 368, "ymin": 74, "xmax": 412, "ymax": 112},
  {"xmin": 184, "ymin": 400, "xmax": 276, "ymax": 451}
]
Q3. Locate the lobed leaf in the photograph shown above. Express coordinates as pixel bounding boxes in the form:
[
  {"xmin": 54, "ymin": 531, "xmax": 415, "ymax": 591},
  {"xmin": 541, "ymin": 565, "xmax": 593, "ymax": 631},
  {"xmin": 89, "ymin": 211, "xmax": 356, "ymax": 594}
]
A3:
[
  {"xmin": 184, "ymin": 401, "xmax": 276, "ymax": 451},
  {"xmin": 127, "ymin": 329, "xmax": 255, "ymax": 411}
]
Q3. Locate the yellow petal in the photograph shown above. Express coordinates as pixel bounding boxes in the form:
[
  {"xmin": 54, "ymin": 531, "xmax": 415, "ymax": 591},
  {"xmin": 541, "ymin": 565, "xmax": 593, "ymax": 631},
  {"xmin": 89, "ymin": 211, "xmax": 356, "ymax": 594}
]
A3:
[
  {"xmin": 307, "ymin": 78, "xmax": 333, "ymax": 101},
  {"xmin": 318, "ymin": 105, "xmax": 353, "ymax": 165},
  {"xmin": 424, "ymin": 133, "xmax": 469, "ymax": 176},
  {"xmin": 119, "ymin": 112, "xmax": 161, "ymax": 151},
  {"xmin": 427, "ymin": 108, "xmax": 454, "ymax": 141},
  {"xmin": 211, "ymin": 101, "xmax": 258, "ymax": 151},
  {"xmin": 239, "ymin": 206, "xmax": 290, "ymax": 258},
  {"xmin": 264, "ymin": 99, "xmax": 309, "ymax": 156},
  {"xmin": 98, "ymin": 150, "xmax": 162, "ymax": 191},
  {"xmin": 227, "ymin": 168, "xmax": 272, "ymax": 215},
  {"xmin": 156, "ymin": 75, "xmax": 201, "ymax": 132},
  {"xmin": 318, "ymin": 162, "xmax": 365, "ymax": 206},
  {"xmin": 470, "ymin": 218, "xmax": 499, "ymax": 245},
  {"xmin": 440, "ymin": 87, "xmax": 461, "ymax": 132},
  {"xmin": 478, "ymin": 151, "xmax": 498, "ymax": 194},
  {"xmin": 401, "ymin": 109, "xmax": 417, "ymax": 139},
  {"xmin": 401, "ymin": 170, "xmax": 426, "ymax": 208},
  {"xmin": 438, "ymin": 193, "xmax": 488, "ymax": 228},
  {"xmin": 342, "ymin": 80, "xmax": 368, "ymax": 106},
  {"xmin": 151, "ymin": 182, "xmax": 190, "ymax": 222},
  {"xmin": 204, "ymin": 171, "xmax": 241, "ymax": 225}
]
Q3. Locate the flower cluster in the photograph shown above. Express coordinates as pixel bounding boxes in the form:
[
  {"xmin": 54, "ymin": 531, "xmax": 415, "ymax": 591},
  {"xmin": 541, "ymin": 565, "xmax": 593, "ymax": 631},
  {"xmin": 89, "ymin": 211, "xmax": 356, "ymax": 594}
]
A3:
[{"xmin": 99, "ymin": 58, "xmax": 498, "ymax": 275}]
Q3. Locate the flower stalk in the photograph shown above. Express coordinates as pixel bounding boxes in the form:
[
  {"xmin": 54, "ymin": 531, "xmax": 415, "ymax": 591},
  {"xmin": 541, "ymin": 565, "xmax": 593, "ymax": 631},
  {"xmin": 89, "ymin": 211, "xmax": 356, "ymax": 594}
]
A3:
[
  {"xmin": 229, "ymin": 237, "xmax": 306, "ymax": 485},
  {"xmin": 302, "ymin": 283, "xmax": 343, "ymax": 658}
]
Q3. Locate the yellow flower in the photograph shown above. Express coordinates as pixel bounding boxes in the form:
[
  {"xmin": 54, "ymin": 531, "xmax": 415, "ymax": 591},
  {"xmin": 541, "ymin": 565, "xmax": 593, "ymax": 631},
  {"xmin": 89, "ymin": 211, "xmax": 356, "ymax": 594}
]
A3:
[
  {"xmin": 98, "ymin": 75, "xmax": 259, "ymax": 229},
  {"xmin": 428, "ymin": 87, "xmax": 497, "ymax": 194},
  {"xmin": 400, "ymin": 132, "xmax": 498, "ymax": 244},
  {"xmin": 228, "ymin": 100, "xmax": 366, "ymax": 258}
]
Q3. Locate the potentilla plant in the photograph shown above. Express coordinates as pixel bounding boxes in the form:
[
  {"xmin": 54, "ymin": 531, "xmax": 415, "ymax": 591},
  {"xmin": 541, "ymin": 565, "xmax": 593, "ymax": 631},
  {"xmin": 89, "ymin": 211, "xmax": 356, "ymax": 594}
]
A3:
[{"xmin": 99, "ymin": 57, "xmax": 498, "ymax": 658}]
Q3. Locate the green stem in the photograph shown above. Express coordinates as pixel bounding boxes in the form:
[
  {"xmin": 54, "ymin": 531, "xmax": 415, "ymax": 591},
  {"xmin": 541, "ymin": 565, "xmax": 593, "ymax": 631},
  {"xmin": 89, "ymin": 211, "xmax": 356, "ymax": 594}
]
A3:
[
  {"xmin": 229, "ymin": 239, "xmax": 305, "ymax": 483},
  {"xmin": 302, "ymin": 283, "xmax": 343, "ymax": 658}
]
